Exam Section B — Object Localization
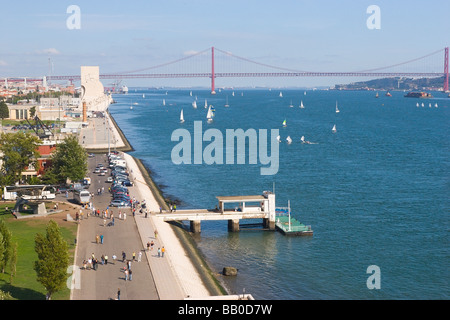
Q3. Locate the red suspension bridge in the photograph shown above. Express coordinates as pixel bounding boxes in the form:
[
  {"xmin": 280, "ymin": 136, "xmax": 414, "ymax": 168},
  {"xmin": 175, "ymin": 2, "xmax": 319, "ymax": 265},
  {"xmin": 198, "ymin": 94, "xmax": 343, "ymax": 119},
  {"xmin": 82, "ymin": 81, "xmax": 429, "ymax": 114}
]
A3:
[{"xmin": 3, "ymin": 46, "xmax": 449, "ymax": 93}]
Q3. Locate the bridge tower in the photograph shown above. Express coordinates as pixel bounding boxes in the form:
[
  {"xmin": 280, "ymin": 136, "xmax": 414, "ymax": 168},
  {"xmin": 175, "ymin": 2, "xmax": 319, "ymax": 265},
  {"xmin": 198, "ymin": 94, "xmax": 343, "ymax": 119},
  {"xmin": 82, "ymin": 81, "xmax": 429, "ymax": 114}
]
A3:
[
  {"xmin": 444, "ymin": 47, "xmax": 449, "ymax": 92},
  {"xmin": 211, "ymin": 46, "xmax": 216, "ymax": 95}
]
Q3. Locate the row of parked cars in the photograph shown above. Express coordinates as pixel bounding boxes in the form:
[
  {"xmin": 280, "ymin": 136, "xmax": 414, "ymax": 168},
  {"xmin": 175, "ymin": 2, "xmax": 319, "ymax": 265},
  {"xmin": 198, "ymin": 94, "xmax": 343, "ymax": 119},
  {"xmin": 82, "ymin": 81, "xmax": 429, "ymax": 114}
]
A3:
[{"xmin": 108, "ymin": 153, "xmax": 133, "ymax": 207}]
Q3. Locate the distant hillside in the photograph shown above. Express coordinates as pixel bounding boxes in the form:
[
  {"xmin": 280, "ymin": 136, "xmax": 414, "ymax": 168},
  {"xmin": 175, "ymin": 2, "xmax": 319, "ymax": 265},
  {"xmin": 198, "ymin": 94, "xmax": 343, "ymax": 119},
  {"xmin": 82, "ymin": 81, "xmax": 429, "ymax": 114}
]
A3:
[{"xmin": 335, "ymin": 76, "xmax": 446, "ymax": 91}]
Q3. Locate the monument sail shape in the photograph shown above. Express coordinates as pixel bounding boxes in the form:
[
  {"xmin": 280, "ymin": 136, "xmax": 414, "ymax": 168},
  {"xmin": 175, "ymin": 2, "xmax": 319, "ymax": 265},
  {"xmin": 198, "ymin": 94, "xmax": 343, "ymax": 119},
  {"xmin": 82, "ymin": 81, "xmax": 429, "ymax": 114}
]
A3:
[{"xmin": 80, "ymin": 66, "xmax": 112, "ymax": 112}]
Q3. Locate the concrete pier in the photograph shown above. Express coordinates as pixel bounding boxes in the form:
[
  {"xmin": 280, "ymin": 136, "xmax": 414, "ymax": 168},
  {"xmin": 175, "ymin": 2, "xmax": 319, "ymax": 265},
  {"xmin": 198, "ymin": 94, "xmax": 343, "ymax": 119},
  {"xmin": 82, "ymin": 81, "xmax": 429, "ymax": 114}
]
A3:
[{"xmin": 158, "ymin": 191, "xmax": 276, "ymax": 233}]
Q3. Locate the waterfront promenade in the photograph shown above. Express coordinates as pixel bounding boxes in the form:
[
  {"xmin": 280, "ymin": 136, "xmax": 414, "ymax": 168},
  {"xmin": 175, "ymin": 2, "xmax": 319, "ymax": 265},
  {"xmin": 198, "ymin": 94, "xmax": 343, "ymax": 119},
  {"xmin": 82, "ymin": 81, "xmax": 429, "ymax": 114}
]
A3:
[{"xmin": 73, "ymin": 112, "xmax": 214, "ymax": 300}]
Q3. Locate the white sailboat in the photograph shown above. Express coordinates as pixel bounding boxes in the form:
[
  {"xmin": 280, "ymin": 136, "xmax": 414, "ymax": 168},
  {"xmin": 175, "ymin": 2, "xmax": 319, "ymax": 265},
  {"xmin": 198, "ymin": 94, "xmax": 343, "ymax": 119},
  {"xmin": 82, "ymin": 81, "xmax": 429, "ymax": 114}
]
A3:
[
  {"xmin": 225, "ymin": 96, "xmax": 229, "ymax": 107},
  {"xmin": 206, "ymin": 106, "xmax": 214, "ymax": 123},
  {"xmin": 192, "ymin": 100, "xmax": 197, "ymax": 109},
  {"xmin": 286, "ymin": 136, "xmax": 292, "ymax": 144},
  {"xmin": 204, "ymin": 99, "xmax": 208, "ymax": 108},
  {"xmin": 163, "ymin": 99, "xmax": 166, "ymax": 106},
  {"xmin": 416, "ymin": 102, "xmax": 419, "ymax": 107},
  {"xmin": 335, "ymin": 101, "xmax": 340, "ymax": 113},
  {"xmin": 289, "ymin": 100, "xmax": 294, "ymax": 108},
  {"xmin": 276, "ymin": 135, "xmax": 281, "ymax": 143},
  {"xmin": 300, "ymin": 136, "xmax": 305, "ymax": 143},
  {"xmin": 429, "ymin": 103, "xmax": 432, "ymax": 108},
  {"xmin": 304, "ymin": 91, "xmax": 306, "ymax": 96},
  {"xmin": 279, "ymin": 92, "xmax": 283, "ymax": 97},
  {"xmin": 421, "ymin": 103, "xmax": 424, "ymax": 107},
  {"xmin": 180, "ymin": 109, "xmax": 185, "ymax": 123},
  {"xmin": 143, "ymin": 94, "xmax": 145, "ymax": 98},
  {"xmin": 332, "ymin": 124, "xmax": 337, "ymax": 133},
  {"xmin": 435, "ymin": 103, "xmax": 438, "ymax": 108},
  {"xmin": 232, "ymin": 91, "xmax": 235, "ymax": 97},
  {"xmin": 299, "ymin": 100, "xmax": 305, "ymax": 109},
  {"xmin": 282, "ymin": 119, "xmax": 287, "ymax": 127},
  {"xmin": 190, "ymin": 91, "xmax": 192, "ymax": 96}
]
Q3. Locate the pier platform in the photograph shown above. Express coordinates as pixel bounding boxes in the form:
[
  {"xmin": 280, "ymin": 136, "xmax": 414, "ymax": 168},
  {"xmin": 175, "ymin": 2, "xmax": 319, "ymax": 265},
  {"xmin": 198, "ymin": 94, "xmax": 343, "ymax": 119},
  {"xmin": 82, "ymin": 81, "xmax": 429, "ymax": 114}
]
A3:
[{"xmin": 275, "ymin": 215, "xmax": 313, "ymax": 236}]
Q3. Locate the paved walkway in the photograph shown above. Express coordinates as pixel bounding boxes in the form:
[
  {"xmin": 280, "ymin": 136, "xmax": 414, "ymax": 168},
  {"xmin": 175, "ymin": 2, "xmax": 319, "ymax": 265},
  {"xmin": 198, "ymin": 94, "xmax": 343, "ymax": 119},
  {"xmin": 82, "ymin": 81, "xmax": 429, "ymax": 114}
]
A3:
[{"xmin": 71, "ymin": 152, "xmax": 211, "ymax": 300}]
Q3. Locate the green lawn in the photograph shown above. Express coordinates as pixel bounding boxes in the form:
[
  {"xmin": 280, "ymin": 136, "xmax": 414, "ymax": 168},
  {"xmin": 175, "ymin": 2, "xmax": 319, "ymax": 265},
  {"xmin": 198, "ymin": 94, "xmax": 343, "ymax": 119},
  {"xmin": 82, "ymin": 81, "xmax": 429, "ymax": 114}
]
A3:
[{"xmin": 0, "ymin": 203, "xmax": 77, "ymax": 300}]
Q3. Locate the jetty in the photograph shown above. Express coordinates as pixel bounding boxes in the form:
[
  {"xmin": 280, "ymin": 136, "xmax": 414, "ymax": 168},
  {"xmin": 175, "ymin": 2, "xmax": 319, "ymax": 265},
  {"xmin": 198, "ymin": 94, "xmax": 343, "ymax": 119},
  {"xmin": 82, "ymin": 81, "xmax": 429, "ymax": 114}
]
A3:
[{"xmin": 158, "ymin": 192, "xmax": 313, "ymax": 236}]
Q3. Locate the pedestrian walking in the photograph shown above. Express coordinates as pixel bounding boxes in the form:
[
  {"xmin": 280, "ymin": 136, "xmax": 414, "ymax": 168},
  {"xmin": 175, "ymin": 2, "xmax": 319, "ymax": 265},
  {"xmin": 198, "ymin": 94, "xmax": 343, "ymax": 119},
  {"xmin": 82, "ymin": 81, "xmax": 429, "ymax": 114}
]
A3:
[
  {"xmin": 124, "ymin": 269, "xmax": 129, "ymax": 281},
  {"xmin": 161, "ymin": 247, "xmax": 165, "ymax": 257},
  {"xmin": 123, "ymin": 212, "xmax": 127, "ymax": 221},
  {"xmin": 150, "ymin": 240, "xmax": 154, "ymax": 250},
  {"xmin": 154, "ymin": 229, "xmax": 158, "ymax": 239},
  {"xmin": 100, "ymin": 234, "xmax": 104, "ymax": 244},
  {"xmin": 119, "ymin": 211, "xmax": 122, "ymax": 220},
  {"xmin": 96, "ymin": 234, "xmax": 99, "ymax": 244},
  {"xmin": 157, "ymin": 247, "xmax": 161, "ymax": 257},
  {"xmin": 132, "ymin": 252, "xmax": 136, "ymax": 261},
  {"xmin": 129, "ymin": 269, "xmax": 132, "ymax": 281},
  {"xmin": 147, "ymin": 241, "xmax": 150, "ymax": 251},
  {"xmin": 117, "ymin": 288, "xmax": 120, "ymax": 300},
  {"xmin": 103, "ymin": 219, "xmax": 106, "ymax": 227},
  {"xmin": 122, "ymin": 251, "xmax": 126, "ymax": 262}
]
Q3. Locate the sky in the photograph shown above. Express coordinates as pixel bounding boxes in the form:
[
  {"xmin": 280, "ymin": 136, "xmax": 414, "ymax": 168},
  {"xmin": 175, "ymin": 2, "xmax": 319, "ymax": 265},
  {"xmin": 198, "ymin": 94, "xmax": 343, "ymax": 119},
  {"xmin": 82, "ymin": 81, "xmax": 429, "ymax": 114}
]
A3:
[{"xmin": 0, "ymin": 0, "xmax": 449, "ymax": 88}]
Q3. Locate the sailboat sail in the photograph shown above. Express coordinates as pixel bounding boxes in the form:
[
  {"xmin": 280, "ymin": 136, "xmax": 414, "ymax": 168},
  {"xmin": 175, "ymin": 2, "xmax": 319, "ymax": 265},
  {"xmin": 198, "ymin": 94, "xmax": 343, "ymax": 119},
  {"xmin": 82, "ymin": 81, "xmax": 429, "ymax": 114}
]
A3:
[
  {"xmin": 204, "ymin": 99, "xmax": 208, "ymax": 108},
  {"xmin": 192, "ymin": 100, "xmax": 197, "ymax": 108},
  {"xmin": 300, "ymin": 100, "xmax": 304, "ymax": 108},
  {"xmin": 225, "ymin": 95, "xmax": 229, "ymax": 107},
  {"xmin": 282, "ymin": 119, "xmax": 287, "ymax": 127},
  {"xmin": 332, "ymin": 124, "xmax": 337, "ymax": 133},
  {"xmin": 335, "ymin": 101, "xmax": 340, "ymax": 113},
  {"xmin": 207, "ymin": 106, "xmax": 214, "ymax": 123},
  {"xmin": 180, "ymin": 109, "xmax": 184, "ymax": 123},
  {"xmin": 286, "ymin": 136, "xmax": 292, "ymax": 144}
]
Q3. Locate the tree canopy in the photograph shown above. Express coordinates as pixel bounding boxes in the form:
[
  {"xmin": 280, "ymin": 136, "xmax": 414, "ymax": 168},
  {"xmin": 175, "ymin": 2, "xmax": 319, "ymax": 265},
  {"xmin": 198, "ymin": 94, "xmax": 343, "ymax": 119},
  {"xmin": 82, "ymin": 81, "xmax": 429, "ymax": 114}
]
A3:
[
  {"xmin": 0, "ymin": 132, "xmax": 41, "ymax": 185},
  {"xmin": 34, "ymin": 220, "xmax": 69, "ymax": 300},
  {"xmin": 45, "ymin": 135, "xmax": 87, "ymax": 184}
]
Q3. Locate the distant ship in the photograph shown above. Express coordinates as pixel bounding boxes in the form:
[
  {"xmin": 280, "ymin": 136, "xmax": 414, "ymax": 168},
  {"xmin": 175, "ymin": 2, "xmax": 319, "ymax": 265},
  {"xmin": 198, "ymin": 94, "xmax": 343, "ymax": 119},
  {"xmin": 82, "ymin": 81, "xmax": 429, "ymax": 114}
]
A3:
[
  {"xmin": 121, "ymin": 86, "xmax": 128, "ymax": 94},
  {"xmin": 404, "ymin": 92, "xmax": 433, "ymax": 98}
]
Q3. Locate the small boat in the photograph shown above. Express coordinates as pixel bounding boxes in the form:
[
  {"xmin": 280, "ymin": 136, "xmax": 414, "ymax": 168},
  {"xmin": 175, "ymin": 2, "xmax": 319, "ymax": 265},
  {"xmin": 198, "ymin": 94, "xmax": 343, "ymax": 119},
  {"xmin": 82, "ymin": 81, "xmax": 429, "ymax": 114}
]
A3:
[
  {"xmin": 435, "ymin": 103, "xmax": 438, "ymax": 108},
  {"xmin": 289, "ymin": 100, "xmax": 294, "ymax": 108},
  {"xmin": 180, "ymin": 109, "xmax": 185, "ymax": 123},
  {"xmin": 279, "ymin": 92, "xmax": 283, "ymax": 97},
  {"xmin": 429, "ymin": 103, "xmax": 432, "ymax": 108},
  {"xmin": 232, "ymin": 91, "xmax": 235, "ymax": 97},
  {"xmin": 206, "ymin": 105, "xmax": 214, "ymax": 123},
  {"xmin": 130, "ymin": 106, "xmax": 133, "ymax": 110},
  {"xmin": 385, "ymin": 91, "xmax": 392, "ymax": 97},
  {"xmin": 375, "ymin": 92, "xmax": 379, "ymax": 98},
  {"xmin": 286, "ymin": 136, "xmax": 292, "ymax": 144},
  {"xmin": 282, "ymin": 119, "xmax": 287, "ymax": 127},
  {"xmin": 163, "ymin": 99, "xmax": 166, "ymax": 106},
  {"xmin": 299, "ymin": 101, "xmax": 304, "ymax": 109},
  {"xmin": 416, "ymin": 103, "xmax": 419, "ymax": 107},
  {"xmin": 335, "ymin": 101, "xmax": 340, "ymax": 113},
  {"xmin": 190, "ymin": 91, "xmax": 192, "ymax": 96},
  {"xmin": 300, "ymin": 136, "xmax": 311, "ymax": 144},
  {"xmin": 421, "ymin": 103, "xmax": 424, "ymax": 107},
  {"xmin": 204, "ymin": 99, "xmax": 208, "ymax": 108},
  {"xmin": 143, "ymin": 94, "xmax": 145, "ymax": 98},
  {"xmin": 332, "ymin": 124, "xmax": 337, "ymax": 133},
  {"xmin": 225, "ymin": 96, "xmax": 229, "ymax": 107},
  {"xmin": 304, "ymin": 91, "xmax": 307, "ymax": 96},
  {"xmin": 276, "ymin": 135, "xmax": 281, "ymax": 143},
  {"xmin": 192, "ymin": 100, "xmax": 197, "ymax": 109}
]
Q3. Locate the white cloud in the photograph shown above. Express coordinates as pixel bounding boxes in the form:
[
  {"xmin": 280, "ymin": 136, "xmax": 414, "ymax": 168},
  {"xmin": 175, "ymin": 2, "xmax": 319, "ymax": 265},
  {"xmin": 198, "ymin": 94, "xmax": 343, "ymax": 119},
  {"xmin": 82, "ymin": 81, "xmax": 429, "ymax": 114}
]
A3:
[{"xmin": 36, "ymin": 48, "xmax": 60, "ymax": 55}]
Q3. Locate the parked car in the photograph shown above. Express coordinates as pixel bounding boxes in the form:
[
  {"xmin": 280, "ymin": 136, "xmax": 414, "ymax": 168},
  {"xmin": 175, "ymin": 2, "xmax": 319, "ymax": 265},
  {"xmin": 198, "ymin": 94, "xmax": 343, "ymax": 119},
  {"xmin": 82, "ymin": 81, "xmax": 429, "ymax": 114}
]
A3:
[
  {"xmin": 122, "ymin": 180, "xmax": 133, "ymax": 186},
  {"xmin": 110, "ymin": 199, "xmax": 126, "ymax": 207}
]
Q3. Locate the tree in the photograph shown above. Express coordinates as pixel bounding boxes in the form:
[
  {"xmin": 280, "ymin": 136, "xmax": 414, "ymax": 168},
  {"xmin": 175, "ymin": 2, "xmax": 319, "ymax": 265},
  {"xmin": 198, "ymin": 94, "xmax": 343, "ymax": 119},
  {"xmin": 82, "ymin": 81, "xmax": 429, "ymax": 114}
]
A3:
[
  {"xmin": 0, "ymin": 219, "xmax": 13, "ymax": 274},
  {"xmin": 0, "ymin": 101, "xmax": 8, "ymax": 120},
  {"xmin": 0, "ymin": 132, "xmax": 41, "ymax": 184},
  {"xmin": 46, "ymin": 135, "xmax": 87, "ymax": 183},
  {"xmin": 34, "ymin": 220, "xmax": 69, "ymax": 300}
]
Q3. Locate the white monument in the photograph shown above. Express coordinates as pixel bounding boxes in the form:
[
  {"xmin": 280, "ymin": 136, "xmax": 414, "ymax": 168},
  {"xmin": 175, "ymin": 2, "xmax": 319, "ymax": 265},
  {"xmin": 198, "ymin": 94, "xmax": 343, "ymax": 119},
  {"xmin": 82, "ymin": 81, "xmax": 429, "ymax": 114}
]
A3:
[{"xmin": 80, "ymin": 66, "xmax": 112, "ymax": 112}]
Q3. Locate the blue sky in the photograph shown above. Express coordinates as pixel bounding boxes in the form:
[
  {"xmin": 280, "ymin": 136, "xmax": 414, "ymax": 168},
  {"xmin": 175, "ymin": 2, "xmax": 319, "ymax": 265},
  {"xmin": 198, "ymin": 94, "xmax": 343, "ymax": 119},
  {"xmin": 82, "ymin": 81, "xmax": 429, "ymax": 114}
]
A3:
[{"xmin": 1, "ymin": 0, "xmax": 449, "ymax": 87}]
